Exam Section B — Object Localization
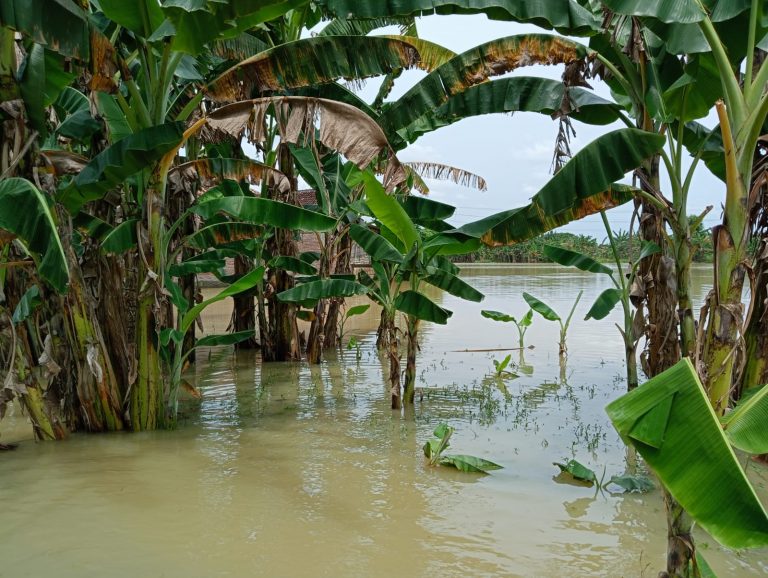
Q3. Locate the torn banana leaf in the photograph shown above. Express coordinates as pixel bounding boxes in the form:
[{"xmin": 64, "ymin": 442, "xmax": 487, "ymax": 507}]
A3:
[{"xmin": 605, "ymin": 358, "xmax": 768, "ymax": 549}]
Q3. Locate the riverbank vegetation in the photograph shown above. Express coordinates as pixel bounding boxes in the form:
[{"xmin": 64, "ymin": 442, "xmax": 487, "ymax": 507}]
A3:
[{"xmin": 1, "ymin": 1, "xmax": 768, "ymax": 576}]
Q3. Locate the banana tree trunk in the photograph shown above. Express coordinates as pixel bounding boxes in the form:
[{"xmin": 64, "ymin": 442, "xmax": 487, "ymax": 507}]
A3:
[
  {"xmin": 61, "ymin": 245, "xmax": 125, "ymax": 431},
  {"xmin": 386, "ymin": 313, "xmax": 401, "ymax": 409},
  {"xmin": 131, "ymin": 181, "xmax": 167, "ymax": 430},
  {"xmin": 323, "ymin": 231, "xmax": 352, "ymax": 348},
  {"xmin": 404, "ymin": 316, "xmax": 419, "ymax": 405},
  {"xmin": 663, "ymin": 489, "xmax": 696, "ymax": 578},
  {"xmin": 638, "ymin": 157, "xmax": 680, "ymax": 375},
  {"xmin": 742, "ymin": 229, "xmax": 768, "ymax": 391},
  {"xmin": 376, "ymin": 308, "xmax": 390, "ymax": 349},
  {"xmin": 701, "ymin": 226, "xmax": 747, "ymax": 415},
  {"xmin": 306, "ymin": 298, "xmax": 326, "ymax": 364},
  {"xmin": 232, "ymin": 255, "xmax": 259, "ymax": 350}
]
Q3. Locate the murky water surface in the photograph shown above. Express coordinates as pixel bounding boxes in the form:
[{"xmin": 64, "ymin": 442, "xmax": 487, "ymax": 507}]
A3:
[{"xmin": 1, "ymin": 265, "xmax": 767, "ymax": 577}]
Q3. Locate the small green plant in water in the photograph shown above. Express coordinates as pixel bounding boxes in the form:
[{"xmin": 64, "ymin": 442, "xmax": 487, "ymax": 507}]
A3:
[
  {"xmin": 491, "ymin": 354, "xmax": 517, "ymax": 379},
  {"xmin": 346, "ymin": 335, "xmax": 363, "ymax": 361},
  {"xmin": 480, "ymin": 308, "xmax": 534, "ymax": 348},
  {"xmin": 423, "ymin": 423, "xmax": 504, "ymax": 474},
  {"xmin": 523, "ymin": 291, "xmax": 582, "ymax": 356},
  {"xmin": 553, "ymin": 459, "xmax": 654, "ymax": 493}
]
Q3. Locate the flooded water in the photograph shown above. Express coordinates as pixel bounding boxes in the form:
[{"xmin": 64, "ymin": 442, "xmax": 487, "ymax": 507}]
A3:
[{"xmin": 1, "ymin": 264, "xmax": 767, "ymax": 577}]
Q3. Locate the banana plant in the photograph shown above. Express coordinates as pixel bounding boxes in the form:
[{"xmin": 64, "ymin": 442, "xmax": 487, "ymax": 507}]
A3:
[
  {"xmin": 606, "ymin": 359, "xmax": 768, "ymax": 552},
  {"xmin": 480, "ymin": 308, "xmax": 533, "ymax": 349},
  {"xmin": 543, "ymin": 213, "xmax": 661, "ymax": 389},
  {"xmin": 423, "ymin": 423, "xmax": 504, "ymax": 474},
  {"xmin": 523, "ymin": 291, "xmax": 582, "ymax": 357}
]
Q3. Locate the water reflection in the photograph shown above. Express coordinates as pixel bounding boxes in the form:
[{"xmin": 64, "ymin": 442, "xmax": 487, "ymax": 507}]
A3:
[{"xmin": 0, "ymin": 265, "xmax": 765, "ymax": 577}]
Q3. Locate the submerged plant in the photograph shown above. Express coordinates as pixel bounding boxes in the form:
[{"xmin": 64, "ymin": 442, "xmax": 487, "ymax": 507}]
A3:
[
  {"xmin": 523, "ymin": 291, "xmax": 583, "ymax": 356},
  {"xmin": 481, "ymin": 308, "xmax": 534, "ymax": 348},
  {"xmin": 423, "ymin": 423, "xmax": 503, "ymax": 474},
  {"xmin": 491, "ymin": 354, "xmax": 517, "ymax": 379},
  {"xmin": 553, "ymin": 459, "xmax": 654, "ymax": 493}
]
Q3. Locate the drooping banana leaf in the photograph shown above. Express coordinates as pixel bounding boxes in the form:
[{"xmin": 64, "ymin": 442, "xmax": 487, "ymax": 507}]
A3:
[
  {"xmin": 191, "ymin": 196, "xmax": 335, "ymax": 232},
  {"xmin": 424, "ymin": 269, "xmax": 483, "ymax": 302},
  {"xmin": 394, "ymin": 290, "xmax": 452, "ymax": 324},
  {"xmin": 0, "ymin": 178, "xmax": 69, "ymax": 292},
  {"xmin": 276, "ymin": 278, "xmax": 368, "ymax": 304},
  {"xmin": 269, "ymin": 256, "xmax": 318, "ymax": 276},
  {"xmin": 58, "ymin": 122, "xmax": 185, "ymax": 213},
  {"xmin": 379, "ymin": 35, "xmax": 589, "ymax": 135},
  {"xmin": 394, "ymin": 77, "xmax": 622, "ymax": 147},
  {"xmin": 448, "ymin": 128, "xmax": 664, "ymax": 247},
  {"xmin": 185, "ymin": 221, "xmax": 266, "ymax": 250},
  {"xmin": 316, "ymin": 0, "xmax": 601, "ymax": 37},
  {"xmin": 11, "ymin": 285, "xmax": 42, "ymax": 324},
  {"xmin": 605, "ymin": 358, "xmax": 768, "ymax": 550},
  {"xmin": 543, "ymin": 245, "xmax": 613, "ymax": 275},
  {"xmin": 585, "ymin": 288, "xmax": 623, "ymax": 321},
  {"xmin": 169, "ymin": 158, "xmax": 290, "ymax": 194},
  {"xmin": 180, "ymin": 266, "xmax": 265, "ymax": 334},
  {"xmin": 101, "ymin": 219, "xmax": 139, "ymax": 255},
  {"xmin": 0, "ymin": 0, "xmax": 89, "ymax": 59},
  {"xmin": 206, "ymin": 36, "xmax": 426, "ymax": 101},
  {"xmin": 195, "ymin": 330, "xmax": 256, "ymax": 348},
  {"xmin": 400, "ymin": 196, "xmax": 456, "ymax": 222},
  {"xmin": 722, "ymin": 383, "xmax": 768, "ymax": 455},
  {"xmin": 404, "ymin": 161, "xmax": 488, "ymax": 192},
  {"xmin": 201, "ymin": 97, "xmax": 406, "ymax": 190}
]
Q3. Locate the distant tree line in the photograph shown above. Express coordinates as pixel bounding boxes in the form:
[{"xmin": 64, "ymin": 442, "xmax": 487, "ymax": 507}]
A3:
[{"xmin": 452, "ymin": 227, "xmax": 714, "ymax": 264}]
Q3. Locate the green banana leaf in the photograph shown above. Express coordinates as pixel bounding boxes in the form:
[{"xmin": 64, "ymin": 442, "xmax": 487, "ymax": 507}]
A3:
[
  {"xmin": 360, "ymin": 171, "xmax": 419, "ymax": 251},
  {"xmin": 101, "ymin": 219, "xmax": 138, "ymax": 255},
  {"xmin": 277, "ymin": 279, "xmax": 369, "ymax": 304},
  {"xmin": 186, "ymin": 222, "xmax": 266, "ymax": 250},
  {"xmin": 722, "ymin": 383, "xmax": 768, "ymax": 455},
  {"xmin": 94, "ymin": 92, "xmax": 133, "ymax": 143},
  {"xmin": 452, "ymin": 185, "xmax": 636, "ymax": 247},
  {"xmin": 0, "ymin": 0, "xmax": 89, "ymax": 59},
  {"xmin": 380, "ymin": 34, "xmax": 589, "ymax": 135},
  {"xmin": 11, "ymin": 285, "xmax": 42, "ymax": 325},
  {"xmin": 543, "ymin": 245, "xmax": 613, "ymax": 275},
  {"xmin": 162, "ymin": 0, "xmax": 310, "ymax": 55},
  {"xmin": 605, "ymin": 358, "xmax": 768, "ymax": 550},
  {"xmin": 58, "ymin": 122, "xmax": 185, "ymax": 213},
  {"xmin": 585, "ymin": 288, "xmax": 623, "ymax": 321},
  {"xmin": 207, "ymin": 35, "xmax": 429, "ymax": 101},
  {"xmin": 0, "ymin": 178, "xmax": 69, "ymax": 293},
  {"xmin": 447, "ymin": 129, "xmax": 664, "ymax": 247},
  {"xmin": 168, "ymin": 259, "xmax": 225, "ymax": 277},
  {"xmin": 536, "ymin": 129, "xmax": 665, "ymax": 216},
  {"xmin": 553, "ymin": 459, "xmax": 597, "ymax": 484},
  {"xmin": 394, "ymin": 290, "xmax": 452, "ymax": 324},
  {"xmin": 269, "ymin": 256, "xmax": 318, "ymax": 276},
  {"xmin": 395, "ymin": 77, "xmax": 621, "ymax": 146},
  {"xmin": 349, "ymin": 224, "xmax": 403, "ymax": 263},
  {"xmin": 345, "ymin": 304, "xmax": 370, "ymax": 319},
  {"xmin": 316, "ymin": 0, "xmax": 600, "ymax": 36},
  {"xmin": 424, "ymin": 269, "xmax": 484, "ymax": 303},
  {"xmin": 195, "ymin": 330, "xmax": 256, "ymax": 348},
  {"xmin": 481, "ymin": 310, "xmax": 515, "ymax": 323},
  {"xmin": 441, "ymin": 455, "xmax": 504, "ymax": 474},
  {"xmin": 400, "ymin": 196, "xmax": 456, "ymax": 223},
  {"xmin": 523, "ymin": 293, "xmax": 560, "ymax": 322},
  {"xmin": 180, "ymin": 266, "xmax": 265, "ymax": 334},
  {"xmin": 191, "ymin": 197, "xmax": 335, "ymax": 232}
]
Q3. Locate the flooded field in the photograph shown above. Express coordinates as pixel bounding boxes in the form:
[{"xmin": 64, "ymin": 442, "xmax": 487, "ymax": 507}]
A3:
[{"xmin": 1, "ymin": 264, "xmax": 766, "ymax": 577}]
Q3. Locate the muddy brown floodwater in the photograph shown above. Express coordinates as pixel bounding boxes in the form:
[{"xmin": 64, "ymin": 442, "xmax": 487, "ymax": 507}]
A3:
[{"xmin": 1, "ymin": 264, "xmax": 766, "ymax": 577}]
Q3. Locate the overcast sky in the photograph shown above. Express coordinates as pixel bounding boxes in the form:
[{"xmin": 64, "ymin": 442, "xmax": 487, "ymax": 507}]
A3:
[{"xmin": 337, "ymin": 14, "xmax": 724, "ymax": 240}]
